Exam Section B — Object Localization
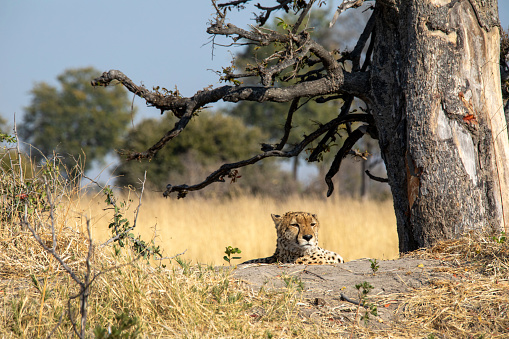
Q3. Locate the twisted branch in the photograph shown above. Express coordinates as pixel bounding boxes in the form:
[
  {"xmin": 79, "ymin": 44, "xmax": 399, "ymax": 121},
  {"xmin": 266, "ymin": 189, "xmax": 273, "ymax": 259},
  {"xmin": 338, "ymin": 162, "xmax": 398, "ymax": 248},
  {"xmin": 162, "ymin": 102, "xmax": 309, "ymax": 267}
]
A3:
[
  {"xmin": 92, "ymin": 69, "xmax": 369, "ymax": 160},
  {"xmin": 164, "ymin": 113, "xmax": 373, "ymax": 197}
]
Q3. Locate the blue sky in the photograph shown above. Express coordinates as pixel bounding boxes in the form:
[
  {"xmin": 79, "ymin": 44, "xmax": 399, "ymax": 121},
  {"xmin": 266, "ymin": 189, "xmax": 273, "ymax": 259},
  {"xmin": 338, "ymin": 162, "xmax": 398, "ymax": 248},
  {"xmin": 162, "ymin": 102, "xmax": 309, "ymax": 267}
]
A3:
[{"xmin": 1, "ymin": 1, "xmax": 509, "ymax": 129}]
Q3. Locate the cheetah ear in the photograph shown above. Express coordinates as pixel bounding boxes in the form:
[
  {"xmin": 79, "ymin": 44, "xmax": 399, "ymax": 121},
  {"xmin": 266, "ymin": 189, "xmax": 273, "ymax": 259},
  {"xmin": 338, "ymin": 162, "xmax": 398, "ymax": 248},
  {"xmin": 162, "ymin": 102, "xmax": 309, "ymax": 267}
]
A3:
[
  {"xmin": 312, "ymin": 214, "xmax": 318, "ymax": 219},
  {"xmin": 271, "ymin": 214, "xmax": 282, "ymax": 227}
]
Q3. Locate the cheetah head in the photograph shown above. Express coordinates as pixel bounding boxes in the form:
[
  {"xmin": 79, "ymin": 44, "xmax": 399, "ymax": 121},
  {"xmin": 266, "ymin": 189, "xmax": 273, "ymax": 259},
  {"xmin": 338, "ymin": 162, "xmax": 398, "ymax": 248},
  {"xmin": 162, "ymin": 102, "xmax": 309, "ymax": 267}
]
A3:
[{"xmin": 272, "ymin": 212, "xmax": 319, "ymax": 254}]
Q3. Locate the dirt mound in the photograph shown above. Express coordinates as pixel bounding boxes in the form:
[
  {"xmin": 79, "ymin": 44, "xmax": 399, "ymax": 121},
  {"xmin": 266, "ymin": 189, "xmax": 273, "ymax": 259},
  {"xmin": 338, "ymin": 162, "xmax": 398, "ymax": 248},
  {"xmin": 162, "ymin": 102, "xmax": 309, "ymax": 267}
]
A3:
[
  {"xmin": 233, "ymin": 234, "xmax": 509, "ymax": 337},
  {"xmin": 235, "ymin": 258, "xmax": 448, "ymax": 326}
]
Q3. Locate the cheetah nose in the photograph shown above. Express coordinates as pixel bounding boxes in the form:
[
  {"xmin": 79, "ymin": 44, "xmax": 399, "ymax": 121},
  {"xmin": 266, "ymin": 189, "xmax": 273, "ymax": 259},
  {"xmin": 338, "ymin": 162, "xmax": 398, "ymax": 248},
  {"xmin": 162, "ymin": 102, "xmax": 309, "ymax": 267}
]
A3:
[{"xmin": 303, "ymin": 234, "xmax": 313, "ymax": 242}]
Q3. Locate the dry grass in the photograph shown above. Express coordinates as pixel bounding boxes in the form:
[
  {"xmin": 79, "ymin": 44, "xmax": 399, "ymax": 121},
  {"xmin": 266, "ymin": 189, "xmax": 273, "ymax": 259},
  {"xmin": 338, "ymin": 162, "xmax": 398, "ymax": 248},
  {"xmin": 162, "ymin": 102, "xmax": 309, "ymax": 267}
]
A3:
[
  {"xmin": 2, "ymin": 146, "xmax": 508, "ymax": 337},
  {"xmin": 393, "ymin": 233, "xmax": 509, "ymax": 338},
  {"xmin": 2, "ymin": 209, "xmax": 509, "ymax": 338},
  {"xmin": 0, "ymin": 225, "xmax": 340, "ymax": 338},
  {"xmin": 84, "ymin": 193, "xmax": 399, "ymax": 265}
]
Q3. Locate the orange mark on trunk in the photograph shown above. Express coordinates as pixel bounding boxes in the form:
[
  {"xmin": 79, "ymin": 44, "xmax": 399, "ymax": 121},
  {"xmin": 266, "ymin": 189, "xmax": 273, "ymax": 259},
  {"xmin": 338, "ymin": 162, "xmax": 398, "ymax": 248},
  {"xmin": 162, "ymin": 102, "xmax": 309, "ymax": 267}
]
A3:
[{"xmin": 406, "ymin": 150, "xmax": 421, "ymax": 210}]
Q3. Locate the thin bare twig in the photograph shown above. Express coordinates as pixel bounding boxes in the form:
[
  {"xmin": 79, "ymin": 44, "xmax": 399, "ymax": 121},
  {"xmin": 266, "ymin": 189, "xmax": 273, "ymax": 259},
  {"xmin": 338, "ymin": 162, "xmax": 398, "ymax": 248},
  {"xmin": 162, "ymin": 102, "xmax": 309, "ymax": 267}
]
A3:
[
  {"xmin": 365, "ymin": 170, "xmax": 388, "ymax": 183},
  {"xmin": 276, "ymin": 97, "xmax": 300, "ymax": 150},
  {"xmin": 154, "ymin": 249, "xmax": 188, "ymax": 261},
  {"xmin": 308, "ymin": 95, "xmax": 355, "ymax": 162},
  {"xmin": 291, "ymin": 0, "xmax": 315, "ymax": 35},
  {"xmin": 330, "ymin": 0, "xmax": 366, "ymax": 28}
]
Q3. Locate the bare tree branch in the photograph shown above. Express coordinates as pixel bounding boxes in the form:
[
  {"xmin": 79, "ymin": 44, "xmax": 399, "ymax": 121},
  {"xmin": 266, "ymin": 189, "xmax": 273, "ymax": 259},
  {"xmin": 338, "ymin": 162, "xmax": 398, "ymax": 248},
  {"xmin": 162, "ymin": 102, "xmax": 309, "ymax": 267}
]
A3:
[
  {"xmin": 365, "ymin": 170, "xmax": 389, "ymax": 183},
  {"xmin": 92, "ymin": 1, "xmax": 380, "ymax": 199},
  {"xmin": 254, "ymin": 0, "xmax": 294, "ymax": 26},
  {"xmin": 276, "ymin": 97, "xmax": 300, "ymax": 150},
  {"xmin": 91, "ymin": 2, "xmax": 375, "ymax": 163},
  {"xmin": 350, "ymin": 10, "xmax": 375, "ymax": 71},
  {"xmin": 218, "ymin": 0, "xmax": 250, "ymax": 7},
  {"xmin": 164, "ymin": 113, "xmax": 373, "ymax": 197},
  {"xmin": 292, "ymin": 0, "xmax": 315, "ymax": 35},
  {"xmin": 92, "ymin": 68, "xmax": 369, "ymax": 161},
  {"xmin": 325, "ymin": 126, "xmax": 366, "ymax": 197},
  {"xmin": 308, "ymin": 95, "xmax": 355, "ymax": 162},
  {"xmin": 207, "ymin": 22, "xmax": 344, "ymax": 78},
  {"xmin": 330, "ymin": 0, "xmax": 366, "ymax": 28}
]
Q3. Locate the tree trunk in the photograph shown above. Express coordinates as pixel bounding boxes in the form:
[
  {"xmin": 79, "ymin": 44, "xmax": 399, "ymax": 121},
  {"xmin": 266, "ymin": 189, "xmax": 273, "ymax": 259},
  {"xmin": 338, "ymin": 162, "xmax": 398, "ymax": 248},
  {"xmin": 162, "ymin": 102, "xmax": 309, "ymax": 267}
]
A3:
[{"xmin": 370, "ymin": 0, "xmax": 509, "ymax": 252}]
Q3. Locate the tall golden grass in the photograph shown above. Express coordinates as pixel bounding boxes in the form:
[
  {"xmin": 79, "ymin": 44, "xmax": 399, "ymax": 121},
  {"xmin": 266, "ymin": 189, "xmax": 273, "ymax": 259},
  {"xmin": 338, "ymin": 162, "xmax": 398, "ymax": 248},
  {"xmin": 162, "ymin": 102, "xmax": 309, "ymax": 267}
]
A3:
[{"xmin": 84, "ymin": 193, "xmax": 398, "ymax": 265}]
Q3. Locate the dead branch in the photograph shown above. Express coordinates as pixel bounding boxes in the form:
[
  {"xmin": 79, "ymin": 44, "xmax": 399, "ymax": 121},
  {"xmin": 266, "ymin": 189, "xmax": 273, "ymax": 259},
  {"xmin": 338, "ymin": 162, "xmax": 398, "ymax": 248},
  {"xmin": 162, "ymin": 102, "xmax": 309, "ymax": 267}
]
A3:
[
  {"xmin": 350, "ymin": 10, "xmax": 375, "ymax": 71},
  {"xmin": 325, "ymin": 126, "xmax": 366, "ymax": 197},
  {"xmin": 365, "ymin": 170, "xmax": 389, "ymax": 183},
  {"xmin": 308, "ymin": 95, "xmax": 355, "ymax": 162},
  {"xmin": 340, "ymin": 292, "xmax": 368, "ymax": 308},
  {"xmin": 254, "ymin": 0, "xmax": 294, "ymax": 26},
  {"xmin": 164, "ymin": 113, "xmax": 373, "ymax": 198},
  {"xmin": 330, "ymin": 0, "xmax": 366, "ymax": 28},
  {"xmin": 291, "ymin": 0, "xmax": 315, "ymax": 35},
  {"xmin": 92, "ymin": 69, "xmax": 369, "ymax": 161},
  {"xmin": 217, "ymin": 0, "xmax": 250, "ymax": 7},
  {"xmin": 207, "ymin": 21, "xmax": 343, "ymax": 78},
  {"xmin": 276, "ymin": 97, "xmax": 300, "ymax": 150}
]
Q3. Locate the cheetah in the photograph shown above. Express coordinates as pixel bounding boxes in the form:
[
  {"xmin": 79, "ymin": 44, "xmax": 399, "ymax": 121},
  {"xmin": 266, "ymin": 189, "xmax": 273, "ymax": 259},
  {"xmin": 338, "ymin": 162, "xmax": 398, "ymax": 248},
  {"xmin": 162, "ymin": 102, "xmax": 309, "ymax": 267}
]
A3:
[{"xmin": 241, "ymin": 212, "xmax": 344, "ymax": 265}]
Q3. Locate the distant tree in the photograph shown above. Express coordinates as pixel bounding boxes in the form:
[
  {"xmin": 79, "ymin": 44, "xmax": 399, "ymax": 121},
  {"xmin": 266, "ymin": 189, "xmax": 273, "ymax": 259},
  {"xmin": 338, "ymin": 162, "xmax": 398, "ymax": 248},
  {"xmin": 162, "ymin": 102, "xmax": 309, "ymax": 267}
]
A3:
[
  {"xmin": 116, "ymin": 111, "xmax": 295, "ymax": 196},
  {"xmin": 20, "ymin": 67, "xmax": 134, "ymax": 172},
  {"xmin": 0, "ymin": 116, "xmax": 7, "ymax": 131},
  {"xmin": 0, "ymin": 116, "xmax": 10, "ymax": 144}
]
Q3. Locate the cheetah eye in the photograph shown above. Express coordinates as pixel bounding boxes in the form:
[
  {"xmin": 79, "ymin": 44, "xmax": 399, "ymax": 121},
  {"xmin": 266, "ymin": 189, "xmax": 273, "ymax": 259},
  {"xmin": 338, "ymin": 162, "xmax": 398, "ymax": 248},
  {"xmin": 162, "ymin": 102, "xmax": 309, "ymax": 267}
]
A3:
[
  {"xmin": 311, "ymin": 222, "xmax": 317, "ymax": 227},
  {"xmin": 290, "ymin": 223, "xmax": 299, "ymax": 228}
]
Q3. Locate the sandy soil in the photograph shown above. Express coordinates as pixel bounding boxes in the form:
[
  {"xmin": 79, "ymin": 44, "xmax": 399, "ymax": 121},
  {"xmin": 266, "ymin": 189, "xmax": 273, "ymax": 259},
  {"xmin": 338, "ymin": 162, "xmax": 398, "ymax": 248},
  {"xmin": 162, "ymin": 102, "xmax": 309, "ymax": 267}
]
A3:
[{"xmin": 234, "ymin": 257, "xmax": 458, "ymax": 327}]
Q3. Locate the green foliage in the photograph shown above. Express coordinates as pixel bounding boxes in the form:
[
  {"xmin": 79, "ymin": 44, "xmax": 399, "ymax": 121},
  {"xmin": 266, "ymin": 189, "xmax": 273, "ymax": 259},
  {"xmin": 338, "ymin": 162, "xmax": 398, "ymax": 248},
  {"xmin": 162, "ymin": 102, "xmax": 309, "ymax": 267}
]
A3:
[
  {"xmin": 20, "ymin": 67, "xmax": 134, "ymax": 172},
  {"xmin": 281, "ymin": 274, "xmax": 304, "ymax": 292},
  {"xmin": 102, "ymin": 186, "xmax": 162, "ymax": 260},
  {"xmin": 0, "ymin": 116, "xmax": 11, "ymax": 143},
  {"xmin": 174, "ymin": 256, "xmax": 192, "ymax": 275},
  {"xmin": 94, "ymin": 309, "xmax": 141, "ymax": 339},
  {"xmin": 0, "ymin": 149, "xmax": 61, "ymax": 229},
  {"xmin": 223, "ymin": 246, "xmax": 242, "ymax": 265},
  {"xmin": 369, "ymin": 258, "xmax": 379, "ymax": 275},
  {"xmin": 493, "ymin": 232, "xmax": 506, "ymax": 244},
  {"xmin": 0, "ymin": 133, "xmax": 16, "ymax": 144},
  {"xmin": 354, "ymin": 281, "xmax": 378, "ymax": 325},
  {"xmin": 276, "ymin": 17, "xmax": 291, "ymax": 31}
]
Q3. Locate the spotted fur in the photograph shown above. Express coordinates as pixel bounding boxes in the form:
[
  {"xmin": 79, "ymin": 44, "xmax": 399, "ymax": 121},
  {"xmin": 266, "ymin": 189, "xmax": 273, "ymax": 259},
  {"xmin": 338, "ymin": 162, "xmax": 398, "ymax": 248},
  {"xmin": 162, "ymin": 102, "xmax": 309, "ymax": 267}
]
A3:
[{"xmin": 241, "ymin": 212, "xmax": 344, "ymax": 265}]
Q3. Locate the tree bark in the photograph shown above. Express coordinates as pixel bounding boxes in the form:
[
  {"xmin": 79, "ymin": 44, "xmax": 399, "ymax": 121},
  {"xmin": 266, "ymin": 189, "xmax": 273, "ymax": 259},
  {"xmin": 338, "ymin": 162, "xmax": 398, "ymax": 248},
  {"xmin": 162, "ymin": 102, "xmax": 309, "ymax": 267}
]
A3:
[{"xmin": 370, "ymin": 0, "xmax": 509, "ymax": 252}]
